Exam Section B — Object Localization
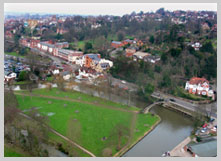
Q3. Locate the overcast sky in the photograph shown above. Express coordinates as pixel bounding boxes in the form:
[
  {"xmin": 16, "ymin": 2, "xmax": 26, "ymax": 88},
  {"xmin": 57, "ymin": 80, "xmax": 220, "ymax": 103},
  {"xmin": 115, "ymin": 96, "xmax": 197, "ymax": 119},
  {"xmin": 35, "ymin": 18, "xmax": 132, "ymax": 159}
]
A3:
[{"xmin": 4, "ymin": 3, "xmax": 217, "ymax": 16}]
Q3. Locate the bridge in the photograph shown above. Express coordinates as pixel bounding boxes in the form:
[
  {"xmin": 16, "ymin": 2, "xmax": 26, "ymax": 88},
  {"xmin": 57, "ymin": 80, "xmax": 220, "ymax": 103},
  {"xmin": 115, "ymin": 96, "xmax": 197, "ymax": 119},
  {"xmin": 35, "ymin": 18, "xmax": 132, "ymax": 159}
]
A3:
[
  {"xmin": 149, "ymin": 91, "xmax": 217, "ymax": 118},
  {"xmin": 143, "ymin": 101, "xmax": 164, "ymax": 114}
]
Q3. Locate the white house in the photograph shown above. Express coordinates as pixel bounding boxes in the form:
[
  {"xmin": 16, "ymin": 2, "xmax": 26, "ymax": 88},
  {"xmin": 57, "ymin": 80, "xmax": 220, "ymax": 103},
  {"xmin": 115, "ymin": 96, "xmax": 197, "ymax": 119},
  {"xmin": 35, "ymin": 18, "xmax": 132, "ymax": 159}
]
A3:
[{"xmin": 4, "ymin": 72, "xmax": 17, "ymax": 82}]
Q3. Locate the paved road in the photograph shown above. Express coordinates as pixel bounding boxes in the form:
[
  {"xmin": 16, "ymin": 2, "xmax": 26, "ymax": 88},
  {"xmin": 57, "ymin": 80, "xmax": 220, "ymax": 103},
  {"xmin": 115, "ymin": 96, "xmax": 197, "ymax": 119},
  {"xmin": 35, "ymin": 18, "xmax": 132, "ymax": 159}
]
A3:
[
  {"xmin": 31, "ymin": 48, "xmax": 80, "ymax": 71},
  {"xmin": 151, "ymin": 92, "xmax": 217, "ymax": 118}
]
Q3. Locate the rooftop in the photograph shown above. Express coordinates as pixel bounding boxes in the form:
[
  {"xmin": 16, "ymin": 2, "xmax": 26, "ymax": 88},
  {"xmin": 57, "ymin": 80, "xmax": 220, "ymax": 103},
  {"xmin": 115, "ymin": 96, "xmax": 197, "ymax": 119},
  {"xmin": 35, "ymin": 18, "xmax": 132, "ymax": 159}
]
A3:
[
  {"xmin": 189, "ymin": 77, "xmax": 209, "ymax": 85},
  {"xmin": 112, "ymin": 41, "xmax": 122, "ymax": 44},
  {"xmin": 133, "ymin": 51, "xmax": 150, "ymax": 58},
  {"xmin": 187, "ymin": 139, "xmax": 217, "ymax": 157}
]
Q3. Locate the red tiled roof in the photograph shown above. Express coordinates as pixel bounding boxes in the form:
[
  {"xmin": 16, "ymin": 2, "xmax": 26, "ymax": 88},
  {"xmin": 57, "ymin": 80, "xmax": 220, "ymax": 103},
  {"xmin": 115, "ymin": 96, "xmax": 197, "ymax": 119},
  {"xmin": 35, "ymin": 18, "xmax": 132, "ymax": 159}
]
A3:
[{"xmin": 189, "ymin": 77, "xmax": 209, "ymax": 85}]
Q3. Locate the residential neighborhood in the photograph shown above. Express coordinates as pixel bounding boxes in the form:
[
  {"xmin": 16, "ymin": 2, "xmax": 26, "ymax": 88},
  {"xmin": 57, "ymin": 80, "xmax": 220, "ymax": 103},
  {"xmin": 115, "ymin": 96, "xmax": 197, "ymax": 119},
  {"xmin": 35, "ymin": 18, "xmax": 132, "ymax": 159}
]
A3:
[{"xmin": 4, "ymin": 3, "xmax": 217, "ymax": 158}]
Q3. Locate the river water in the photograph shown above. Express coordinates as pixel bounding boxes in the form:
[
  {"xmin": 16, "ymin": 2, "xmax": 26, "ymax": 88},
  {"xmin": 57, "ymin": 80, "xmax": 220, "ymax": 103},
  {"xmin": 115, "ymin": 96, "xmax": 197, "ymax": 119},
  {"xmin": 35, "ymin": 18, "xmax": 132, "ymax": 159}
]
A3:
[{"xmin": 123, "ymin": 105, "xmax": 194, "ymax": 157}]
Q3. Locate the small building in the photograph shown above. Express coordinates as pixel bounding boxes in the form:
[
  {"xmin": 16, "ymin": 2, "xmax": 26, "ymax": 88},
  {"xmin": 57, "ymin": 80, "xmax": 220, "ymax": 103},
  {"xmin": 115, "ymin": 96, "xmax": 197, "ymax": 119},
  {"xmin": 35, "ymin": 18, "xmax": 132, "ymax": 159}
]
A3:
[
  {"xmin": 191, "ymin": 42, "xmax": 202, "ymax": 51},
  {"xmin": 68, "ymin": 51, "xmax": 84, "ymax": 63},
  {"xmin": 56, "ymin": 28, "xmax": 68, "ymax": 35},
  {"xmin": 201, "ymin": 22, "xmax": 210, "ymax": 31},
  {"xmin": 184, "ymin": 139, "xmax": 217, "ymax": 157},
  {"xmin": 125, "ymin": 48, "xmax": 136, "ymax": 57},
  {"xmin": 111, "ymin": 41, "xmax": 124, "ymax": 48},
  {"xmin": 185, "ymin": 77, "xmax": 214, "ymax": 98},
  {"xmin": 62, "ymin": 71, "xmax": 71, "ymax": 80},
  {"xmin": 144, "ymin": 55, "xmax": 161, "ymax": 63},
  {"xmin": 57, "ymin": 49, "xmax": 83, "ymax": 62},
  {"xmin": 81, "ymin": 53, "xmax": 101, "ymax": 68},
  {"xmin": 133, "ymin": 51, "xmax": 151, "ymax": 61},
  {"xmin": 4, "ymin": 72, "xmax": 17, "ymax": 82},
  {"xmin": 55, "ymin": 42, "xmax": 69, "ymax": 49}
]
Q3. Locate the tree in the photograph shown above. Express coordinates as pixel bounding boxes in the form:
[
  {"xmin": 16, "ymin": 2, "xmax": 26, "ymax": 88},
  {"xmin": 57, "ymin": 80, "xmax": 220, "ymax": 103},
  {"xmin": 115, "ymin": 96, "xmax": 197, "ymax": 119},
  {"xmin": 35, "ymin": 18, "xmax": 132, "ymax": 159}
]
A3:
[
  {"xmin": 107, "ymin": 123, "xmax": 130, "ymax": 151},
  {"xmin": 144, "ymin": 83, "xmax": 155, "ymax": 98},
  {"xmin": 18, "ymin": 71, "xmax": 29, "ymax": 81},
  {"xmin": 149, "ymin": 35, "xmax": 155, "ymax": 44},
  {"xmin": 154, "ymin": 65, "xmax": 161, "ymax": 73},
  {"xmin": 84, "ymin": 42, "xmax": 93, "ymax": 51},
  {"xmin": 170, "ymin": 48, "xmax": 182, "ymax": 57},
  {"xmin": 117, "ymin": 32, "xmax": 125, "ymax": 41},
  {"xmin": 56, "ymin": 76, "xmax": 65, "ymax": 91},
  {"xmin": 4, "ymin": 90, "xmax": 20, "ymax": 126},
  {"xmin": 200, "ymin": 41, "xmax": 214, "ymax": 53},
  {"xmin": 161, "ymin": 53, "xmax": 167, "ymax": 64}
]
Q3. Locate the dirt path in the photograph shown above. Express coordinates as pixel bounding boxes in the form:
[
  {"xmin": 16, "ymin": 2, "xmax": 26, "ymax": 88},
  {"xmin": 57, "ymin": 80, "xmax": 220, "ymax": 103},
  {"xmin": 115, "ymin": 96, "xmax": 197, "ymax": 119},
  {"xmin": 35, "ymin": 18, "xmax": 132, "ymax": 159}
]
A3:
[
  {"xmin": 19, "ymin": 112, "xmax": 96, "ymax": 157},
  {"xmin": 15, "ymin": 92, "xmax": 138, "ymax": 114}
]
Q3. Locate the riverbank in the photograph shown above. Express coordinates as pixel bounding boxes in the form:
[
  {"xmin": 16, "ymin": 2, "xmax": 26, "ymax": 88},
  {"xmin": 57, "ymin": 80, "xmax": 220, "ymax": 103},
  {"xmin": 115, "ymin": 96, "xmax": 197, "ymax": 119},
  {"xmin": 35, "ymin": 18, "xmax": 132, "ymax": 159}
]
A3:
[
  {"xmin": 115, "ymin": 114, "xmax": 161, "ymax": 157},
  {"xmin": 170, "ymin": 136, "xmax": 192, "ymax": 157}
]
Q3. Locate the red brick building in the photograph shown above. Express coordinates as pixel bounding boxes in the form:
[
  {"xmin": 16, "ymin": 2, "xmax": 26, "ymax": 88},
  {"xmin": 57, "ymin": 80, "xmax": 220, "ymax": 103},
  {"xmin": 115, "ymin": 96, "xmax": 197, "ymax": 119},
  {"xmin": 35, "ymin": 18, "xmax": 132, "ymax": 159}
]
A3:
[{"xmin": 111, "ymin": 41, "xmax": 124, "ymax": 48}]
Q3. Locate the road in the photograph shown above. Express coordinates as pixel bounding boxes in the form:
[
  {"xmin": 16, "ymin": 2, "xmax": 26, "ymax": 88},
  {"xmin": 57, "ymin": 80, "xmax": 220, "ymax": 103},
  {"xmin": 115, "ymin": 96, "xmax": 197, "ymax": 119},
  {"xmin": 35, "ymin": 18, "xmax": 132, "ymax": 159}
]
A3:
[{"xmin": 151, "ymin": 92, "xmax": 217, "ymax": 118}]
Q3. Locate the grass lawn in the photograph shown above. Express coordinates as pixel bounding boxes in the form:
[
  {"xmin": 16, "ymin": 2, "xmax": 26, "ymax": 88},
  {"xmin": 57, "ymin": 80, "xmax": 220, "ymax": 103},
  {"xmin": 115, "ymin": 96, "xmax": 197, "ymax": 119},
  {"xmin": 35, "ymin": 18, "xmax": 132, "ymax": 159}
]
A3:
[
  {"xmin": 5, "ymin": 52, "xmax": 25, "ymax": 58},
  {"xmin": 4, "ymin": 145, "xmax": 28, "ymax": 157},
  {"xmin": 133, "ymin": 113, "xmax": 160, "ymax": 143},
  {"xmin": 15, "ymin": 88, "xmax": 160, "ymax": 156},
  {"xmin": 14, "ymin": 81, "xmax": 32, "ymax": 85},
  {"xmin": 18, "ymin": 88, "xmax": 140, "ymax": 112}
]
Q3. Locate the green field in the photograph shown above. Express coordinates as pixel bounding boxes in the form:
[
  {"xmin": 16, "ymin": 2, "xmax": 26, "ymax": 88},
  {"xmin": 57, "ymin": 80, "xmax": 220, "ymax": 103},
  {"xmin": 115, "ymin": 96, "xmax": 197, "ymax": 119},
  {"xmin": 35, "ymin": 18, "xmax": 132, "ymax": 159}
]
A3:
[
  {"xmin": 15, "ymin": 88, "xmax": 160, "ymax": 156},
  {"xmin": 19, "ymin": 88, "xmax": 140, "ymax": 112},
  {"xmin": 5, "ymin": 52, "xmax": 25, "ymax": 58},
  {"xmin": 4, "ymin": 145, "xmax": 27, "ymax": 157}
]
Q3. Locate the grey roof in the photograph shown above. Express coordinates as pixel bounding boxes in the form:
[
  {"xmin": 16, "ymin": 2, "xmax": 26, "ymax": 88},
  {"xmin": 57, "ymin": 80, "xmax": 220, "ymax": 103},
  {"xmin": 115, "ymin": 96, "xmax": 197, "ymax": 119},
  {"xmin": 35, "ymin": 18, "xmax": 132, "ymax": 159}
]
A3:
[
  {"xmin": 55, "ymin": 42, "xmax": 69, "ymax": 45},
  {"xmin": 40, "ymin": 42, "xmax": 55, "ymax": 48},
  {"xmin": 187, "ymin": 139, "xmax": 217, "ymax": 157},
  {"xmin": 112, "ymin": 41, "xmax": 122, "ymax": 44},
  {"xmin": 58, "ymin": 49, "xmax": 72, "ymax": 56},
  {"xmin": 85, "ymin": 54, "xmax": 101, "ymax": 61}
]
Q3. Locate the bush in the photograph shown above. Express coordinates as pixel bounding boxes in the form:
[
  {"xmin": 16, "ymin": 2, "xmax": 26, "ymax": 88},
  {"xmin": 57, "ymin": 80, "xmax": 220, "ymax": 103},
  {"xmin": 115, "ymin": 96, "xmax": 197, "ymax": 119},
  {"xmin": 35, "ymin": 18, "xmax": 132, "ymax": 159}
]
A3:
[
  {"xmin": 18, "ymin": 71, "xmax": 29, "ymax": 81},
  {"xmin": 196, "ymin": 136, "xmax": 201, "ymax": 142}
]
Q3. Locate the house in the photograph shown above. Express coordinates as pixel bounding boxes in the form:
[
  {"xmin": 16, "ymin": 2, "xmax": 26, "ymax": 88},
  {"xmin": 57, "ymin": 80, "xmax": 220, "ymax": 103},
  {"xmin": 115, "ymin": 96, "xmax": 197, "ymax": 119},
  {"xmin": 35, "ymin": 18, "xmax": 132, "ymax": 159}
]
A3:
[
  {"xmin": 62, "ymin": 71, "xmax": 71, "ymax": 80},
  {"xmin": 211, "ymin": 24, "xmax": 217, "ymax": 32},
  {"xmin": 55, "ymin": 42, "xmax": 69, "ymax": 49},
  {"xmin": 4, "ymin": 72, "xmax": 17, "ymax": 82},
  {"xmin": 56, "ymin": 28, "xmax": 68, "ymax": 34},
  {"xmin": 125, "ymin": 48, "xmax": 136, "ymax": 57},
  {"xmin": 201, "ymin": 22, "xmax": 210, "ymax": 30},
  {"xmin": 79, "ymin": 53, "xmax": 101, "ymax": 68},
  {"xmin": 56, "ymin": 49, "xmax": 83, "ymax": 62},
  {"xmin": 133, "ymin": 51, "xmax": 151, "ymax": 61},
  {"xmin": 191, "ymin": 42, "xmax": 202, "ymax": 51},
  {"xmin": 5, "ymin": 31, "xmax": 13, "ymax": 39},
  {"xmin": 136, "ymin": 40, "xmax": 144, "ymax": 47},
  {"xmin": 68, "ymin": 51, "xmax": 84, "ymax": 63},
  {"xmin": 92, "ymin": 59, "xmax": 113, "ymax": 72},
  {"xmin": 37, "ymin": 41, "xmax": 55, "ymax": 53},
  {"xmin": 184, "ymin": 139, "xmax": 217, "ymax": 157},
  {"xmin": 111, "ymin": 41, "xmax": 124, "ymax": 48},
  {"xmin": 185, "ymin": 77, "xmax": 214, "ymax": 98},
  {"xmin": 144, "ymin": 55, "xmax": 161, "ymax": 63},
  {"xmin": 123, "ymin": 39, "xmax": 134, "ymax": 45},
  {"xmin": 76, "ymin": 67, "xmax": 102, "ymax": 80}
]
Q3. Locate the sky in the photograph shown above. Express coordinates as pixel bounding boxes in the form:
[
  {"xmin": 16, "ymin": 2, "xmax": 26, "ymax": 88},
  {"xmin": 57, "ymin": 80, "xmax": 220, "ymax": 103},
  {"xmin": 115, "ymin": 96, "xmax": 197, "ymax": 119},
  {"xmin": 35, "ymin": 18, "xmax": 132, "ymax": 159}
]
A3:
[{"xmin": 4, "ymin": 3, "xmax": 217, "ymax": 16}]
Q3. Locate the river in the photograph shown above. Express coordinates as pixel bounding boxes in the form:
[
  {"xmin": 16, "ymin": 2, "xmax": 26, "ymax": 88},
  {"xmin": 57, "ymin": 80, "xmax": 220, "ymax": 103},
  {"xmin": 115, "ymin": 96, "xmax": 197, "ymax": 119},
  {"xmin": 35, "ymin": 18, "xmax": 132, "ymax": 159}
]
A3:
[{"xmin": 123, "ymin": 105, "xmax": 194, "ymax": 157}]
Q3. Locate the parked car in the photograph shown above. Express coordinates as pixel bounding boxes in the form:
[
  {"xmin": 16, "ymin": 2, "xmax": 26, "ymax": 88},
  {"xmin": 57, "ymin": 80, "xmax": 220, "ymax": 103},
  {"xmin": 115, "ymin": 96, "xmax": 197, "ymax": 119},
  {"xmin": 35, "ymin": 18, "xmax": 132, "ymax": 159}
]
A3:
[
  {"xmin": 121, "ymin": 80, "xmax": 126, "ymax": 84},
  {"xmin": 170, "ymin": 98, "xmax": 175, "ymax": 102},
  {"xmin": 202, "ymin": 123, "xmax": 208, "ymax": 128},
  {"xmin": 209, "ymin": 118, "xmax": 215, "ymax": 123}
]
